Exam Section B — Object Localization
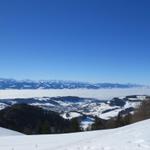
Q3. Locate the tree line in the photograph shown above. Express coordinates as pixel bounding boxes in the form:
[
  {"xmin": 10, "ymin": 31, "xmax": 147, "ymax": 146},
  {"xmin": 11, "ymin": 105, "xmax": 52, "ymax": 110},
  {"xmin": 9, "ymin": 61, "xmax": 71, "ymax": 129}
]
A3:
[{"xmin": 0, "ymin": 104, "xmax": 81, "ymax": 134}]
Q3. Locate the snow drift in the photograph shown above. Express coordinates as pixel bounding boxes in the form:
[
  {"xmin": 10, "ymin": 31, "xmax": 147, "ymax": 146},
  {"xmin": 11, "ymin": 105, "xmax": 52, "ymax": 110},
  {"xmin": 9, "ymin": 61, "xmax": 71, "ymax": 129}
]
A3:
[{"xmin": 0, "ymin": 127, "xmax": 23, "ymax": 136}]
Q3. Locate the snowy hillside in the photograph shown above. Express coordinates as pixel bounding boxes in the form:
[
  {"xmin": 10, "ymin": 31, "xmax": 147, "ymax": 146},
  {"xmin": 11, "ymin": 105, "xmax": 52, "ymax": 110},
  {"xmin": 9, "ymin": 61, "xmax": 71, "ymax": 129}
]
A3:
[
  {"xmin": 0, "ymin": 95, "xmax": 148, "ymax": 130},
  {"xmin": 0, "ymin": 119, "xmax": 149, "ymax": 150},
  {"xmin": 0, "ymin": 95, "xmax": 147, "ymax": 120},
  {"xmin": 0, "ymin": 127, "xmax": 23, "ymax": 136}
]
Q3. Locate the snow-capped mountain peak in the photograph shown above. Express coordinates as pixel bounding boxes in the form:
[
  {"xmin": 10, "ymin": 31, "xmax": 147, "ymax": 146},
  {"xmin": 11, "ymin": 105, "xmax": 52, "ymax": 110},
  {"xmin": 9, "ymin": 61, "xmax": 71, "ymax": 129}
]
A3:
[{"xmin": 0, "ymin": 78, "xmax": 144, "ymax": 89}]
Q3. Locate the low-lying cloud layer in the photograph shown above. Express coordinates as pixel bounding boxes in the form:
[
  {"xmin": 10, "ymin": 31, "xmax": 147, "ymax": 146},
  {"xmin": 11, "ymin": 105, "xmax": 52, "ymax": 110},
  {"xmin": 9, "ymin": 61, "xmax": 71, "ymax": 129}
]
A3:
[{"xmin": 0, "ymin": 88, "xmax": 149, "ymax": 100}]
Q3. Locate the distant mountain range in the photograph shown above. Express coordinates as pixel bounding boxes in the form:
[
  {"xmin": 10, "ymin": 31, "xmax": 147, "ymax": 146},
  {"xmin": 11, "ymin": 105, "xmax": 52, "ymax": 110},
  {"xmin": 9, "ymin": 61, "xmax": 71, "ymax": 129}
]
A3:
[{"xmin": 0, "ymin": 78, "xmax": 144, "ymax": 89}]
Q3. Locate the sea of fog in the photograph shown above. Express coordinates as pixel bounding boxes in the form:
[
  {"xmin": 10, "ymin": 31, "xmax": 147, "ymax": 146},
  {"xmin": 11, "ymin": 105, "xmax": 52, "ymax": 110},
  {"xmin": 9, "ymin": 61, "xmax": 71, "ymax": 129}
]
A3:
[{"xmin": 0, "ymin": 88, "xmax": 150, "ymax": 100}]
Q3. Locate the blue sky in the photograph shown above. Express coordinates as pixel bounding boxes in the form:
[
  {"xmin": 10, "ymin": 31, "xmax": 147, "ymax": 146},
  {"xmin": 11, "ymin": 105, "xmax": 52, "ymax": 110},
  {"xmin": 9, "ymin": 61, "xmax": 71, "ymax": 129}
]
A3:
[{"xmin": 0, "ymin": 0, "xmax": 150, "ymax": 84}]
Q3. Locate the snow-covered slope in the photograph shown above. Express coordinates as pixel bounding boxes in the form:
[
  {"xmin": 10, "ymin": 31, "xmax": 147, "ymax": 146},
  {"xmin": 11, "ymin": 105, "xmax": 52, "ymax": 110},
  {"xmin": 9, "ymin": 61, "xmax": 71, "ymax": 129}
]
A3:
[
  {"xmin": 0, "ymin": 127, "xmax": 23, "ymax": 136},
  {"xmin": 0, "ymin": 119, "xmax": 150, "ymax": 150}
]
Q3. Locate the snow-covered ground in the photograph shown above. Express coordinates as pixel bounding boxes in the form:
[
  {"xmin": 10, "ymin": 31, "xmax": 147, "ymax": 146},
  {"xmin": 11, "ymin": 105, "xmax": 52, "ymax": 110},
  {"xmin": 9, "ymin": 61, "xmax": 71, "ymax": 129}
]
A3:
[
  {"xmin": 62, "ymin": 112, "xmax": 82, "ymax": 120},
  {"xmin": 0, "ymin": 87, "xmax": 150, "ymax": 100},
  {"xmin": 0, "ymin": 127, "xmax": 23, "ymax": 136},
  {"xmin": 0, "ymin": 119, "xmax": 150, "ymax": 150},
  {"xmin": 100, "ymin": 108, "xmax": 123, "ymax": 120}
]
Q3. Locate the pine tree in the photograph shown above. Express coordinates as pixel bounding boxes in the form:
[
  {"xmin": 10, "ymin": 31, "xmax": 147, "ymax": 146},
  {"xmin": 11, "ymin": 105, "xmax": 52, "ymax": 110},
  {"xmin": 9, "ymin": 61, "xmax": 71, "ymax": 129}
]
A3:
[
  {"xmin": 41, "ymin": 120, "xmax": 50, "ymax": 134},
  {"xmin": 70, "ymin": 118, "xmax": 81, "ymax": 132},
  {"xmin": 91, "ymin": 116, "xmax": 105, "ymax": 130}
]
